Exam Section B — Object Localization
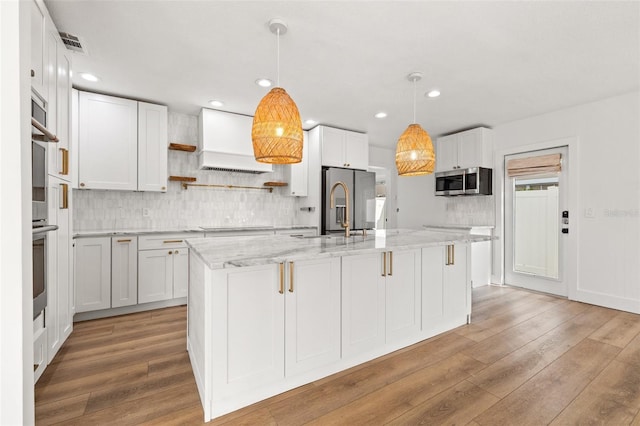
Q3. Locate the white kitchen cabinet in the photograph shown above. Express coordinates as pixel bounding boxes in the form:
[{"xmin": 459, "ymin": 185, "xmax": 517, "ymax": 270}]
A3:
[
  {"xmin": 435, "ymin": 127, "xmax": 494, "ymax": 172},
  {"xmin": 138, "ymin": 102, "xmax": 168, "ymax": 192},
  {"xmin": 138, "ymin": 233, "xmax": 196, "ymax": 303},
  {"xmin": 320, "ymin": 126, "xmax": 369, "ymax": 170},
  {"xmin": 285, "ymin": 130, "xmax": 309, "ymax": 196},
  {"xmin": 33, "ymin": 315, "xmax": 47, "ymax": 383},
  {"xmin": 111, "ymin": 237, "xmax": 138, "ymax": 308},
  {"xmin": 78, "ymin": 92, "xmax": 138, "ymax": 190},
  {"xmin": 30, "ymin": 0, "xmax": 47, "ymax": 99},
  {"xmin": 285, "ymin": 258, "xmax": 341, "ymax": 376},
  {"xmin": 211, "ymin": 263, "xmax": 285, "ymax": 397},
  {"xmin": 342, "ymin": 249, "xmax": 421, "ymax": 357},
  {"xmin": 75, "ymin": 237, "xmax": 111, "ymax": 313},
  {"xmin": 47, "ymin": 35, "xmax": 72, "ymax": 182},
  {"xmin": 138, "ymin": 250, "xmax": 174, "ymax": 304},
  {"xmin": 421, "ymin": 244, "xmax": 470, "ymax": 331},
  {"xmin": 46, "ymin": 177, "xmax": 73, "ymax": 362},
  {"xmin": 77, "ymin": 91, "xmax": 167, "ymax": 191},
  {"xmin": 384, "ymin": 249, "xmax": 421, "ymax": 344},
  {"xmin": 341, "ymin": 252, "xmax": 385, "ymax": 358}
]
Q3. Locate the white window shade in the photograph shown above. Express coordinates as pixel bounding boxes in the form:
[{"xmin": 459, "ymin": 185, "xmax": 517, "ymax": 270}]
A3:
[{"xmin": 507, "ymin": 153, "xmax": 562, "ymax": 177}]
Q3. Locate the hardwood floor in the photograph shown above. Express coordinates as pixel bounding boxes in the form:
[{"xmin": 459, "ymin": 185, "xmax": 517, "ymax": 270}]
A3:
[{"xmin": 35, "ymin": 286, "xmax": 640, "ymax": 425}]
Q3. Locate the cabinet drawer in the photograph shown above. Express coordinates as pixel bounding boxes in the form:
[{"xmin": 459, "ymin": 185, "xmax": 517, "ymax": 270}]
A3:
[{"xmin": 138, "ymin": 233, "xmax": 204, "ymax": 250}]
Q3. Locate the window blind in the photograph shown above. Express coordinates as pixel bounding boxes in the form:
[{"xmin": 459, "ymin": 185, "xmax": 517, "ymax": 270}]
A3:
[{"xmin": 506, "ymin": 153, "xmax": 561, "ymax": 177}]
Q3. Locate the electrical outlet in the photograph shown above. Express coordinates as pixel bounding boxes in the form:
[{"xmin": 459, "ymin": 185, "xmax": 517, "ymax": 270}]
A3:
[
  {"xmin": 584, "ymin": 207, "xmax": 595, "ymax": 218},
  {"xmin": 142, "ymin": 208, "xmax": 150, "ymax": 217}
]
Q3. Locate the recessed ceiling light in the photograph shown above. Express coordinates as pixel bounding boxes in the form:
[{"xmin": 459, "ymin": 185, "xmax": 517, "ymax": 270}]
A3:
[
  {"xmin": 79, "ymin": 72, "xmax": 99, "ymax": 82},
  {"xmin": 256, "ymin": 78, "xmax": 273, "ymax": 88},
  {"xmin": 426, "ymin": 90, "xmax": 441, "ymax": 98},
  {"xmin": 374, "ymin": 112, "xmax": 387, "ymax": 119},
  {"xmin": 208, "ymin": 100, "xmax": 224, "ymax": 108},
  {"xmin": 305, "ymin": 119, "xmax": 317, "ymax": 125}
]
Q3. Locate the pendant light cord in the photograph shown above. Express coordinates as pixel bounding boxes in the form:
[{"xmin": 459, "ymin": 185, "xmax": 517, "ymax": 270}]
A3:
[
  {"xmin": 412, "ymin": 77, "xmax": 417, "ymax": 124},
  {"xmin": 276, "ymin": 28, "xmax": 280, "ymax": 87}
]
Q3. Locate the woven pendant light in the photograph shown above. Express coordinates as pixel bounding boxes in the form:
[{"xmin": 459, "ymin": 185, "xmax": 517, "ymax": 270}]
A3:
[
  {"xmin": 252, "ymin": 19, "xmax": 303, "ymax": 164},
  {"xmin": 395, "ymin": 72, "xmax": 435, "ymax": 176}
]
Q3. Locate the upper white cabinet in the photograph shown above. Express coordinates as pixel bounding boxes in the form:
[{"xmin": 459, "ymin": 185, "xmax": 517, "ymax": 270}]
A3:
[
  {"xmin": 30, "ymin": 0, "xmax": 47, "ymax": 99},
  {"xmin": 319, "ymin": 126, "xmax": 369, "ymax": 170},
  {"xmin": 78, "ymin": 92, "xmax": 138, "ymax": 190},
  {"xmin": 47, "ymin": 36, "xmax": 72, "ymax": 182},
  {"xmin": 77, "ymin": 91, "xmax": 167, "ymax": 191},
  {"xmin": 138, "ymin": 102, "xmax": 168, "ymax": 191},
  {"xmin": 435, "ymin": 127, "xmax": 494, "ymax": 172},
  {"xmin": 285, "ymin": 130, "xmax": 309, "ymax": 196}
]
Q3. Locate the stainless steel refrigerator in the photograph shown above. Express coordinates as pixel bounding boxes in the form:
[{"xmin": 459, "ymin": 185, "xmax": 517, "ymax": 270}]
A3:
[{"xmin": 321, "ymin": 167, "xmax": 376, "ymax": 235}]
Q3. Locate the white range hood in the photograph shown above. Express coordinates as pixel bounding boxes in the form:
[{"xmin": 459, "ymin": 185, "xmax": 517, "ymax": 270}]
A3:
[{"xmin": 198, "ymin": 108, "xmax": 273, "ymax": 173}]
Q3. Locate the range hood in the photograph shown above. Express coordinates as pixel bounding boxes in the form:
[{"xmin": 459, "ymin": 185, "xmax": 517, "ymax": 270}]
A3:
[{"xmin": 198, "ymin": 108, "xmax": 273, "ymax": 173}]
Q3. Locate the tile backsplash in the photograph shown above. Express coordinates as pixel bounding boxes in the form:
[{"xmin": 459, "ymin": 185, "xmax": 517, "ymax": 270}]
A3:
[
  {"xmin": 443, "ymin": 195, "xmax": 495, "ymax": 226},
  {"xmin": 73, "ymin": 112, "xmax": 301, "ymax": 231}
]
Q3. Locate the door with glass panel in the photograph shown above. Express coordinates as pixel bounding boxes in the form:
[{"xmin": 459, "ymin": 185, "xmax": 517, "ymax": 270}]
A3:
[{"xmin": 504, "ymin": 146, "xmax": 568, "ymax": 296}]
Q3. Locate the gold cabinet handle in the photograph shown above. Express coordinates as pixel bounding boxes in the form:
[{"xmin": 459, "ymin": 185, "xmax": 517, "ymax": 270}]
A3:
[
  {"xmin": 388, "ymin": 251, "xmax": 393, "ymax": 276},
  {"xmin": 59, "ymin": 148, "xmax": 69, "ymax": 175},
  {"xmin": 175, "ymin": 250, "xmax": 179, "ymax": 255},
  {"xmin": 168, "ymin": 251, "xmax": 173, "ymax": 255},
  {"xmin": 279, "ymin": 262, "xmax": 284, "ymax": 294},
  {"xmin": 289, "ymin": 262, "xmax": 294, "ymax": 293},
  {"xmin": 382, "ymin": 252, "xmax": 387, "ymax": 276},
  {"xmin": 60, "ymin": 183, "xmax": 68, "ymax": 209},
  {"xmin": 450, "ymin": 245, "xmax": 455, "ymax": 265},
  {"xmin": 163, "ymin": 240, "xmax": 183, "ymax": 244},
  {"xmin": 117, "ymin": 239, "xmax": 131, "ymax": 243}
]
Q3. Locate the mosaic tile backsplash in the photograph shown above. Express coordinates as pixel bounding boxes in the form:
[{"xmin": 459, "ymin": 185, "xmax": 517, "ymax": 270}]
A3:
[
  {"xmin": 444, "ymin": 195, "xmax": 495, "ymax": 226},
  {"xmin": 73, "ymin": 112, "xmax": 303, "ymax": 231}
]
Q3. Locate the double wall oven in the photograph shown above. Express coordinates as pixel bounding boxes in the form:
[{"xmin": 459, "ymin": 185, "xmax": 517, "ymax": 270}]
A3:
[{"xmin": 32, "ymin": 95, "xmax": 58, "ymax": 319}]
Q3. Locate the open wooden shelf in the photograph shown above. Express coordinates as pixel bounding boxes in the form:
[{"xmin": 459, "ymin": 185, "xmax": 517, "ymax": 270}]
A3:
[
  {"xmin": 263, "ymin": 181, "xmax": 288, "ymax": 187},
  {"xmin": 168, "ymin": 143, "xmax": 197, "ymax": 152},
  {"xmin": 169, "ymin": 176, "xmax": 197, "ymax": 182}
]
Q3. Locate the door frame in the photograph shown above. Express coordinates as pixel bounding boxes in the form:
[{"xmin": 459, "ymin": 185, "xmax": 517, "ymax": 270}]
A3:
[{"xmin": 493, "ymin": 137, "xmax": 579, "ymax": 301}]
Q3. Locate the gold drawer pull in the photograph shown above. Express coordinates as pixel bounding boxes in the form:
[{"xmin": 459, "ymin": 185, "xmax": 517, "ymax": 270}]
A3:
[
  {"xmin": 117, "ymin": 239, "xmax": 131, "ymax": 243},
  {"xmin": 389, "ymin": 251, "xmax": 393, "ymax": 276},
  {"xmin": 163, "ymin": 240, "xmax": 183, "ymax": 244},
  {"xmin": 60, "ymin": 148, "xmax": 69, "ymax": 175},
  {"xmin": 289, "ymin": 262, "xmax": 294, "ymax": 293},
  {"xmin": 279, "ymin": 262, "xmax": 284, "ymax": 294},
  {"xmin": 382, "ymin": 252, "xmax": 387, "ymax": 276},
  {"xmin": 60, "ymin": 183, "xmax": 68, "ymax": 209}
]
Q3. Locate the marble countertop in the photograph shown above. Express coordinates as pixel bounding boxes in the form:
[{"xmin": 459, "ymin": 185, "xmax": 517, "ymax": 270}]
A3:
[
  {"xmin": 187, "ymin": 228, "xmax": 493, "ymax": 270},
  {"xmin": 423, "ymin": 224, "xmax": 495, "ymax": 231},
  {"xmin": 74, "ymin": 225, "xmax": 317, "ymax": 238}
]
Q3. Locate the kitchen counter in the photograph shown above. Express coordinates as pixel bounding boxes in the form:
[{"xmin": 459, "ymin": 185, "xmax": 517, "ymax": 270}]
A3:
[
  {"xmin": 187, "ymin": 228, "xmax": 492, "ymax": 270},
  {"xmin": 423, "ymin": 224, "xmax": 495, "ymax": 231},
  {"xmin": 73, "ymin": 225, "xmax": 317, "ymax": 238}
]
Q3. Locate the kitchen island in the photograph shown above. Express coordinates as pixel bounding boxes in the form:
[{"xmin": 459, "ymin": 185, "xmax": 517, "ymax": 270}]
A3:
[{"xmin": 186, "ymin": 229, "xmax": 491, "ymax": 422}]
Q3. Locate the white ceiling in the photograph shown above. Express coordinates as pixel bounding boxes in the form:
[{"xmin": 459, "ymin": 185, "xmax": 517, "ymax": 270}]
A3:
[{"xmin": 45, "ymin": 1, "xmax": 640, "ymax": 149}]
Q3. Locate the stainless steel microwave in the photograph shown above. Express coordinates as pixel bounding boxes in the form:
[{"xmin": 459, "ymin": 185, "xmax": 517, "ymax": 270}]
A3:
[{"xmin": 435, "ymin": 167, "xmax": 492, "ymax": 196}]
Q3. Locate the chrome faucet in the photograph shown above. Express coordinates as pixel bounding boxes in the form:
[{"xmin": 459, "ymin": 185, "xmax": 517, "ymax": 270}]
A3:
[{"xmin": 330, "ymin": 181, "xmax": 350, "ymax": 238}]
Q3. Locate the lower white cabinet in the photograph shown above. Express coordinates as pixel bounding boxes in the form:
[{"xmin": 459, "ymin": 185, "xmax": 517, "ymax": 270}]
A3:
[
  {"xmin": 341, "ymin": 249, "xmax": 421, "ymax": 358},
  {"xmin": 75, "ymin": 237, "xmax": 111, "ymax": 313},
  {"xmin": 421, "ymin": 244, "xmax": 470, "ymax": 331},
  {"xmin": 138, "ymin": 247, "xmax": 188, "ymax": 303},
  {"xmin": 285, "ymin": 258, "xmax": 341, "ymax": 376},
  {"xmin": 111, "ymin": 237, "xmax": 138, "ymax": 308},
  {"xmin": 209, "ymin": 257, "xmax": 341, "ymax": 397}
]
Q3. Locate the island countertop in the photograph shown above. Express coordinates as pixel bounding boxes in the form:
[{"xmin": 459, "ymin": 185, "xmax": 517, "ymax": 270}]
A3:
[{"xmin": 186, "ymin": 228, "xmax": 492, "ymax": 270}]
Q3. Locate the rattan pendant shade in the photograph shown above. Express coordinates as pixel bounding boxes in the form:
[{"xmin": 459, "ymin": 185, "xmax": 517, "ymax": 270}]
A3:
[
  {"xmin": 395, "ymin": 124, "xmax": 435, "ymax": 176},
  {"xmin": 252, "ymin": 87, "xmax": 303, "ymax": 164}
]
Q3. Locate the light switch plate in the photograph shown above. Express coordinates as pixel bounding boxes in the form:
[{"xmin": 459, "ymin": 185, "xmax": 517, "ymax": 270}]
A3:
[{"xmin": 584, "ymin": 207, "xmax": 595, "ymax": 218}]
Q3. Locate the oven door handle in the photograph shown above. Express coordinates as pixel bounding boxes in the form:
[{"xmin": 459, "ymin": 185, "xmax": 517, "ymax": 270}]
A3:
[{"xmin": 32, "ymin": 225, "xmax": 59, "ymax": 235}]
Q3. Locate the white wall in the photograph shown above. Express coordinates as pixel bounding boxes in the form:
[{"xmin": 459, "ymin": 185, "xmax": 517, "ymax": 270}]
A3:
[
  {"xmin": 493, "ymin": 91, "xmax": 640, "ymax": 313},
  {"xmin": 0, "ymin": 0, "xmax": 34, "ymax": 423}
]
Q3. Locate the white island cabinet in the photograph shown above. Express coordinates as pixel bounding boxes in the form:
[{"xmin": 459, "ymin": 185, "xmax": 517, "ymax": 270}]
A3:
[{"xmin": 187, "ymin": 230, "xmax": 484, "ymax": 422}]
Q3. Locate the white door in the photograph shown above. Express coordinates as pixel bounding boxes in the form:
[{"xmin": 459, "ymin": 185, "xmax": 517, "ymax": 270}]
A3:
[
  {"xmin": 285, "ymin": 258, "xmax": 341, "ymax": 376},
  {"xmin": 504, "ymin": 146, "xmax": 569, "ymax": 296}
]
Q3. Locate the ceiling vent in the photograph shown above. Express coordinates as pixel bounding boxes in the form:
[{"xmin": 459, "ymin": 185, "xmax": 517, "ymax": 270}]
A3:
[{"xmin": 59, "ymin": 32, "xmax": 87, "ymax": 54}]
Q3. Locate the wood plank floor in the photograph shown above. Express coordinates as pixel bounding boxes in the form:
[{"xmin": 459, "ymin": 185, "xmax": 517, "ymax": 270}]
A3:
[{"xmin": 35, "ymin": 286, "xmax": 640, "ymax": 425}]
